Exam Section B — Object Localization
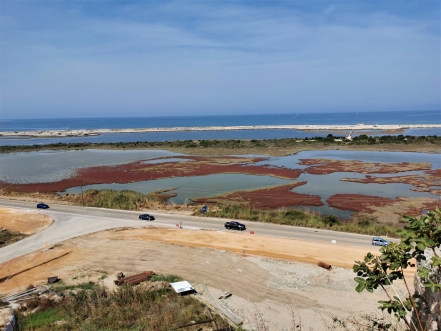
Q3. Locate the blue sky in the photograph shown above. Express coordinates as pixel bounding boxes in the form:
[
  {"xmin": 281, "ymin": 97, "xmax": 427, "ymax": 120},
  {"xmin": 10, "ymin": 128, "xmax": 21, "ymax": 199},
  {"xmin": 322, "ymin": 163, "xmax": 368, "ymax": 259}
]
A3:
[{"xmin": 1, "ymin": 1, "xmax": 440, "ymax": 119}]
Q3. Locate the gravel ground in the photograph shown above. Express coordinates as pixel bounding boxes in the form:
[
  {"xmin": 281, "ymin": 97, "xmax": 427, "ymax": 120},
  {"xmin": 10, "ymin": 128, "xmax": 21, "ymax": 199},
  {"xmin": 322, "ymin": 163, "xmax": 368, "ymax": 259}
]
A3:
[
  {"xmin": 207, "ymin": 256, "xmax": 410, "ymax": 330},
  {"xmin": 0, "ymin": 209, "xmax": 412, "ymax": 330}
]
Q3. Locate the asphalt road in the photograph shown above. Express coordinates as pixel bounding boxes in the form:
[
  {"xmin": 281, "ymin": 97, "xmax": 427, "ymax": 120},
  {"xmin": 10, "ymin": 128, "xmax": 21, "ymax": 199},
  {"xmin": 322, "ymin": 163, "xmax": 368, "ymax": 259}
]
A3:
[{"xmin": 0, "ymin": 199, "xmax": 397, "ymax": 264}]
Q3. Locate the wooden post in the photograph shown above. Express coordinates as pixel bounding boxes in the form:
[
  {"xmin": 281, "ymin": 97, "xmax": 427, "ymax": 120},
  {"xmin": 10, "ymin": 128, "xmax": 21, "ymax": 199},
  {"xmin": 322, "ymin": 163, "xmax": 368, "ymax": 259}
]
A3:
[{"xmin": 207, "ymin": 307, "xmax": 219, "ymax": 329}]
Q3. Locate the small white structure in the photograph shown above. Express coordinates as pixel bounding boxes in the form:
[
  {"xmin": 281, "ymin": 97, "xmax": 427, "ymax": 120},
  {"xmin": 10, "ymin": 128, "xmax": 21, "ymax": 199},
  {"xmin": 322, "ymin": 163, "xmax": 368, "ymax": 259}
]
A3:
[
  {"xmin": 170, "ymin": 281, "xmax": 195, "ymax": 295},
  {"xmin": 346, "ymin": 128, "xmax": 355, "ymax": 141}
]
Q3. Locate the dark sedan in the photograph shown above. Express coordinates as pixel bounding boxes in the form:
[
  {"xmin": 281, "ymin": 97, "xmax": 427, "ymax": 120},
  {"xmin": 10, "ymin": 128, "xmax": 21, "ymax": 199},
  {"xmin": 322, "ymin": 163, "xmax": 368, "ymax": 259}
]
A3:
[
  {"xmin": 139, "ymin": 214, "xmax": 155, "ymax": 221},
  {"xmin": 37, "ymin": 203, "xmax": 49, "ymax": 209},
  {"xmin": 224, "ymin": 221, "xmax": 246, "ymax": 231}
]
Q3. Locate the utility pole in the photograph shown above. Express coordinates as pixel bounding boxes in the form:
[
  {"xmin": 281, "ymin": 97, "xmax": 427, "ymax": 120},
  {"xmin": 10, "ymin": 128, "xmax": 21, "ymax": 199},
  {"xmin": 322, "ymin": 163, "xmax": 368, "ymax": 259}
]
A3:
[{"xmin": 80, "ymin": 179, "xmax": 84, "ymax": 206}]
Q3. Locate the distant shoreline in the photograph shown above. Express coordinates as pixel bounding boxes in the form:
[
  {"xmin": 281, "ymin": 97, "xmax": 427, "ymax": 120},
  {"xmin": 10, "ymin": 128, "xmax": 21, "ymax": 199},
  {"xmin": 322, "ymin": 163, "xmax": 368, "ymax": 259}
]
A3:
[{"xmin": 0, "ymin": 124, "xmax": 440, "ymax": 138}]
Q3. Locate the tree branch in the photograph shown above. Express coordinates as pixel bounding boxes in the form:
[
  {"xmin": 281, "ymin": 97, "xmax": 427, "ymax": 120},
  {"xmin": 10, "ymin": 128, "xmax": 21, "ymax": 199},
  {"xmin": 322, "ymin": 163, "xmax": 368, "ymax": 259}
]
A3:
[{"xmin": 401, "ymin": 266, "xmax": 424, "ymax": 331}]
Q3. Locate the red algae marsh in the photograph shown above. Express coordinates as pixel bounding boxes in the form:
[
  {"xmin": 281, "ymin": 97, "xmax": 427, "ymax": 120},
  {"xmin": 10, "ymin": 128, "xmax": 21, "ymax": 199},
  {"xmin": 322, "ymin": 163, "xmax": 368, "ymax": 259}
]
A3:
[{"xmin": 0, "ymin": 149, "xmax": 440, "ymax": 219}]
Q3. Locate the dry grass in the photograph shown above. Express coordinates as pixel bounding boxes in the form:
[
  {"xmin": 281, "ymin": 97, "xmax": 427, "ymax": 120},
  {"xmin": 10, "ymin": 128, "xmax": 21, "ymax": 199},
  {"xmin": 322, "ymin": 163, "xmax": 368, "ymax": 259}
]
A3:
[
  {"xmin": 17, "ymin": 280, "xmax": 230, "ymax": 331},
  {"xmin": 0, "ymin": 228, "xmax": 26, "ymax": 248}
]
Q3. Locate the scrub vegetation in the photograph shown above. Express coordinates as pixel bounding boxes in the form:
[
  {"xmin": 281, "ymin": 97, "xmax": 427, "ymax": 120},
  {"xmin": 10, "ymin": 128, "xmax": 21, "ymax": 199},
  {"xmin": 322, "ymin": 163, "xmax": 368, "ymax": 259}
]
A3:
[
  {"xmin": 16, "ymin": 278, "xmax": 230, "ymax": 331},
  {"xmin": 200, "ymin": 204, "xmax": 401, "ymax": 237},
  {"xmin": 0, "ymin": 228, "xmax": 26, "ymax": 248},
  {"xmin": 80, "ymin": 189, "xmax": 162, "ymax": 210},
  {"xmin": 64, "ymin": 188, "xmax": 185, "ymax": 212},
  {"xmin": 1, "ymin": 134, "xmax": 440, "ymax": 155}
]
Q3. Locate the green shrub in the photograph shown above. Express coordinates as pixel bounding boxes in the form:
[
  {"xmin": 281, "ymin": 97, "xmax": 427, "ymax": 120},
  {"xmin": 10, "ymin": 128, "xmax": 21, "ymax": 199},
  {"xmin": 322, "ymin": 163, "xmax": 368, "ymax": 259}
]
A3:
[
  {"xmin": 18, "ymin": 308, "xmax": 63, "ymax": 329},
  {"xmin": 84, "ymin": 189, "xmax": 159, "ymax": 210},
  {"xmin": 2, "ymin": 135, "xmax": 440, "ymax": 154},
  {"xmin": 150, "ymin": 274, "xmax": 183, "ymax": 283},
  {"xmin": 322, "ymin": 214, "xmax": 339, "ymax": 226},
  {"xmin": 52, "ymin": 281, "xmax": 97, "ymax": 293},
  {"xmin": 357, "ymin": 219, "xmax": 371, "ymax": 227}
]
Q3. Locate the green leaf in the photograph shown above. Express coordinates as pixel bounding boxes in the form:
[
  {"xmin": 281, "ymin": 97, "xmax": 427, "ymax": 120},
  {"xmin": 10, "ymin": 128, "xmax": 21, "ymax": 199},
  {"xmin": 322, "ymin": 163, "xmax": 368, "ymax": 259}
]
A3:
[
  {"xmin": 431, "ymin": 256, "xmax": 441, "ymax": 267},
  {"xmin": 416, "ymin": 242, "xmax": 426, "ymax": 251},
  {"xmin": 422, "ymin": 238, "xmax": 436, "ymax": 247},
  {"xmin": 417, "ymin": 267, "xmax": 430, "ymax": 279},
  {"xmin": 354, "ymin": 277, "xmax": 365, "ymax": 284},
  {"xmin": 422, "ymin": 280, "xmax": 441, "ymax": 293},
  {"xmin": 355, "ymin": 282, "xmax": 366, "ymax": 293}
]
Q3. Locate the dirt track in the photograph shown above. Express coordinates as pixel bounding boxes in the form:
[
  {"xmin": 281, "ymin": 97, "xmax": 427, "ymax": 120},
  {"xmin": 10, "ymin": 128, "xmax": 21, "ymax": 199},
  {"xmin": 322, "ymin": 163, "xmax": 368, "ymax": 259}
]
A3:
[
  {"xmin": 0, "ymin": 207, "xmax": 52, "ymax": 235},
  {"xmin": 0, "ymin": 208, "xmax": 414, "ymax": 330}
]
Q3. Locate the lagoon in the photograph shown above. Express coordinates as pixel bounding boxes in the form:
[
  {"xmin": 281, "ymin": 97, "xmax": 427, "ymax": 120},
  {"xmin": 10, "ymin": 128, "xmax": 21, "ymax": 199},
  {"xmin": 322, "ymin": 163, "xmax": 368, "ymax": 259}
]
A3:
[{"xmin": 1, "ymin": 149, "xmax": 439, "ymax": 218}]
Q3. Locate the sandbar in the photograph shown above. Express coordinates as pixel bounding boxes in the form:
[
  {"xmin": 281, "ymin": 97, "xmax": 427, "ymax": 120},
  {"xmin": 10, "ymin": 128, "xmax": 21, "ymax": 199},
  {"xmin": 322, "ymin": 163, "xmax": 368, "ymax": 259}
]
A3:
[{"xmin": 1, "ymin": 124, "xmax": 440, "ymax": 138}]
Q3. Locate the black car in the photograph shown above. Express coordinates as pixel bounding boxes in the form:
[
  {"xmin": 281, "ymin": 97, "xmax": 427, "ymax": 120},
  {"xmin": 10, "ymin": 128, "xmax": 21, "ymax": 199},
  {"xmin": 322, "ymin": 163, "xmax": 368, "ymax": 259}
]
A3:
[
  {"xmin": 224, "ymin": 221, "xmax": 246, "ymax": 231},
  {"xmin": 139, "ymin": 214, "xmax": 155, "ymax": 221},
  {"xmin": 37, "ymin": 203, "xmax": 49, "ymax": 209}
]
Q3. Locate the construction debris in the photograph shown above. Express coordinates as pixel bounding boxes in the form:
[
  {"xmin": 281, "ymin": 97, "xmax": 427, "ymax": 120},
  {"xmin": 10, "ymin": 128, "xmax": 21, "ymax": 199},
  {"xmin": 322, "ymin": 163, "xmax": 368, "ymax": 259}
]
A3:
[
  {"xmin": 218, "ymin": 291, "xmax": 232, "ymax": 299},
  {"xmin": 0, "ymin": 312, "xmax": 16, "ymax": 331},
  {"xmin": 317, "ymin": 261, "xmax": 332, "ymax": 270},
  {"xmin": 114, "ymin": 271, "xmax": 154, "ymax": 286},
  {"xmin": 203, "ymin": 282, "xmax": 242, "ymax": 325},
  {"xmin": 170, "ymin": 281, "xmax": 196, "ymax": 295},
  {"xmin": 1, "ymin": 285, "xmax": 49, "ymax": 304},
  {"xmin": 47, "ymin": 276, "xmax": 59, "ymax": 284},
  {"xmin": 178, "ymin": 319, "xmax": 213, "ymax": 328}
]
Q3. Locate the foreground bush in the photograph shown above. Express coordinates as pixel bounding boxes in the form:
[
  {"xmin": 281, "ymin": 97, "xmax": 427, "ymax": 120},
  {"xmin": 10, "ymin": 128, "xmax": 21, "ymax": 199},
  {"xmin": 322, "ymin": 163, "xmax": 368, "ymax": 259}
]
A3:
[{"xmin": 353, "ymin": 208, "xmax": 441, "ymax": 331}]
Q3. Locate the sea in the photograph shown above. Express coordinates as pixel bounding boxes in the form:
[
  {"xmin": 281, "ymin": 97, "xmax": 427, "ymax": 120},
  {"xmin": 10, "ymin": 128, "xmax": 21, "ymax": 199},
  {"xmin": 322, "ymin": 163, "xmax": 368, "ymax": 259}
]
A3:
[{"xmin": 0, "ymin": 109, "xmax": 440, "ymax": 146}]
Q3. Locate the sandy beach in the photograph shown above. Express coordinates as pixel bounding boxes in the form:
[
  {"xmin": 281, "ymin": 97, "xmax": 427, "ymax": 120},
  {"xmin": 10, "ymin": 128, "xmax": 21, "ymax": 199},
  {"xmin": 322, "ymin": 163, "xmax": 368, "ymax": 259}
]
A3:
[{"xmin": 1, "ymin": 124, "xmax": 440, "ymax": 138}]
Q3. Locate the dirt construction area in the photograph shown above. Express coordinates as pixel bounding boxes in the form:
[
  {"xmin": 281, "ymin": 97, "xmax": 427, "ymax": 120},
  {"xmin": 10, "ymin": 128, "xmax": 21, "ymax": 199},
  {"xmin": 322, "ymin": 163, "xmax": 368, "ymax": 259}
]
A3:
[
  {"xmin": 0, "ymin": 208, "xmax": 52, "ymax": 235},
  {"xmin": 0, "ymin": 208, "xmax": 414, "ymax": 330}
]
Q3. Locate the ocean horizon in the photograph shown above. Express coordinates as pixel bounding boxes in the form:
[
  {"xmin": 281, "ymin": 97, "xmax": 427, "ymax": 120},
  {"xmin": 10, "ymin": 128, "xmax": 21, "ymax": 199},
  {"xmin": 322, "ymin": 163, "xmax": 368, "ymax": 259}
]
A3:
[
  {"xmin": 1, "ymin": 110, "xmax": 440, "ymax": 131},
  {"xmin": 1, "ymin": 110, "xmax": 440, "ymax": 146}
]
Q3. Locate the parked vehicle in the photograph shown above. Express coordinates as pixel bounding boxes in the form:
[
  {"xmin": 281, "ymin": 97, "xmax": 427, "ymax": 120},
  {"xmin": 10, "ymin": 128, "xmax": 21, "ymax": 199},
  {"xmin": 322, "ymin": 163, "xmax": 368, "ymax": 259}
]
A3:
[
  {"xmin": 224, "ymin": 221, "xmax": 246, "ymax": 231},
  {"xmin": 372, "ymin": 237, "xmax": 390, "ymax": 246},
  {"xmin": 139, "ymin": 214, "xmax": 155, "ymax": 221},
  {"xmin": 36, "ymin": 203, "xmax": 49, "ymax": 209}
]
